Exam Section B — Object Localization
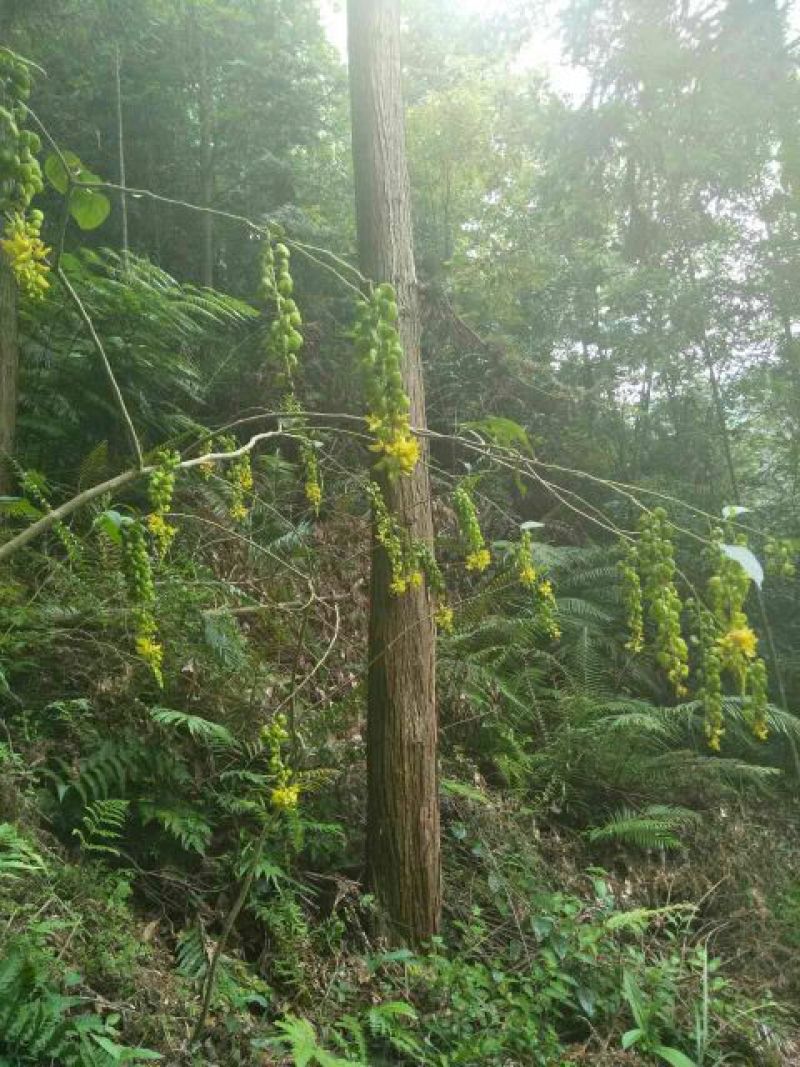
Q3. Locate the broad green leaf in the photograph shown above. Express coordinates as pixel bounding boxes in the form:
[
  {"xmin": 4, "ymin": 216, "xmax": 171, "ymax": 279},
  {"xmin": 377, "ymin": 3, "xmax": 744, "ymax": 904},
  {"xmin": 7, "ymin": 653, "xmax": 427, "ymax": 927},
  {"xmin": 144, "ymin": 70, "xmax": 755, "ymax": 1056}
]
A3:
[
  {"xmin": 44, "ymin": 150, "xmax": 111, "ymax": 229},
  {"xmin": 44, "ymin": 150, "xmax": 82, "ymax": 194},
  {"xmin": 720, "ymin": 544, "xmax": 764, "ymax": 589},
  {"xmin": 94, "ymin": 509, "xmax": 130, "ymax": 544},
  {"xmin": 462, "ymin": 415, "xmax": 533, "ymax": 455},
  {"xmin": 577, "ymin": 985, "xmax": 596, "ymax": 1017},
  {"xmin": 655, "ymin": 1046, "xmax": 697, "ymax": 1067},
  {"xmin": 0, "ymin": 496, "xmax": 40, "ymax": 519},
  {"xmin": 69, "ymin": 185, "xmax": 111, "ymax": 231},
  {"xmin": 621, "ymin": 1028, "xmax": 643, "ymax": 1050}
]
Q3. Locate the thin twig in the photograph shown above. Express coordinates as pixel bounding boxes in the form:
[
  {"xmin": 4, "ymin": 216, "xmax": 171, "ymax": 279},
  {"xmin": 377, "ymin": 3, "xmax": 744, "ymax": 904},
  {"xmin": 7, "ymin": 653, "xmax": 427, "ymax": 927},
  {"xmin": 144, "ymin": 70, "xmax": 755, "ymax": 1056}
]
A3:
[
  {"xmin": 56, "ymin": 266, "xmax": 143, "ymax": 468},
  {"xmin": 0, "ymin": 429, "xmax": 295, "ymax": 564},
  {"xmin": 189, "ymin": 827, "xmax": 267, "ymax": 1046}
]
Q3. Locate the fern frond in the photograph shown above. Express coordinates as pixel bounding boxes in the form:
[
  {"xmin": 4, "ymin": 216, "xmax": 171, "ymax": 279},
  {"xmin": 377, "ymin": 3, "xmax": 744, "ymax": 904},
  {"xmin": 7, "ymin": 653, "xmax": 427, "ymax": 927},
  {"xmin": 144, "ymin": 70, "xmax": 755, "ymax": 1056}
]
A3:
[
  {"xmin": 588, "ymin": 805, "xmax": 701, "ymax": 850},
  {"xmin": 138, "ymin": 802, "xmax": 213, "ymax": 855},
  {"xmin": 73, "ymin": 799, "xmax": 129, "ymax": 856},
  {"xmin": 149, "ymin": 707, "xmax": 236, "ymax": 748},
  {"xmin": 176, "ymin": 924, "xmax": 209, "ymax": 984},
  {"xmin": 0, "ymin": 823, "xmax": 46, "ymax": 880}
]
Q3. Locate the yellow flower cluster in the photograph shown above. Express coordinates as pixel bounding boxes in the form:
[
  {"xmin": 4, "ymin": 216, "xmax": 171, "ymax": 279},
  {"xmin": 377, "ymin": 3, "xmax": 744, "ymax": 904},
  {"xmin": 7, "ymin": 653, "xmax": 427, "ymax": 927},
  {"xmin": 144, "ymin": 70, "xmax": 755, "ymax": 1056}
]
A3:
[
  {"xmin": 356, "ymin": 285, "xmax": 419, "ymax": 480},
  {"xmin": 519, "ymin": 563, "xmax": 536, "ymax": 586},
  {"xmin": 718, "ymin": 625, "xmax": 757, "ymax": 662},
  {"xmin": 300, "ymin": 435, "xmax": 322, "ymax": 514},
  {"xmin": 146, "ymin": 512, "xmax": 176, "ymax": 556},
  {"xmin": 120, "ymin": 520, "xmax": 163, "ymax": 686},
  {"xmin": 147, "ymin": 450, "xmax": 180, "ymax": 558},
  {"xmin": 368, "ymin": 419, "xmax": 420, "ymax": 476},
  {"xmin": 536, "ymin": 579, "xmax": 561, "ymax": 640},
  {"xmin": 305, "ymin": 478, "xmax": 322, "ymax": 510},
  {"xmin": 262, "ymin": 713, "xmax": 300, "ymax": 813},
  {"xmin": 217, "ymin": 436, "xmax": 253, "ymax": 523},
  {"xmin": 454, "ymin": 485, "xmax": 491, "ymax": 574},
  {"xmin": 390, "ymin": 569, "xmax": 423, "ymax": 596},
  {"xmin": 435, "ymin": 603, "xmax": 454, "ymax": 633},
  {"xmin": 367, "ymin": 482, "xmax": 427, "ymax": 597},
  {"xmin": 516, "ymin": 531, "xmax": 538, "ymax": 588},
  {"xmin": 465, "ymin": 548, "xmax": 491, "ymax": 572},
  {"xmin": 2, "ymin": 211, "xmax": 49, "ymax": 299},
  {"xmin": 270, "ymin": 783, "xmax": 300, "ymax": 811},
  {"xmin": 637, "ymin": 509, "xmax": 689, "ymax": 697},
  {"xmin": 135, "ymin": 631, "xmax": 163, "ymax": 686}
]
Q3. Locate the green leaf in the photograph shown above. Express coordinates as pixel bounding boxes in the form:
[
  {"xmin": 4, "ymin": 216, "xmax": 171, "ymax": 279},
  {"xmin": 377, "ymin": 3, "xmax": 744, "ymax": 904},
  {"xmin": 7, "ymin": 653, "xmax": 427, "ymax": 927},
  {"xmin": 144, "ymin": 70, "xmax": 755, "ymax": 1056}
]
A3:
[
  {"xmin": 621, "ymin": 1028, "xmax": 643, "ymax": 1050},
  {"xmin": 44, "ymin": 150, "xmax": 82, "ymax": 194},
  {"xmin": 44, "ymin": 150, "xmax": 111, "ymax": 229},
  {"xmin": 0, "ymin": 496, "xmax": 41, "ymax": 519},
  {"xmin": 720, "ymin": 544, "xmax": 764, "ymax": 589},
  {"xmin": 94, "ymin": 509, "xmax": 131, "ymax": 544},
  {"xmin": 577, "ymin": 985, "xmax": 596, "ymax": 1017},
  {"xmin": 654, "ymin": 1046, "xmax": 697, "ymax": 1067},
  {"xmin": 69, "ymin": 185, "xmax": 111, "ymax": 231},
  {"xmin": 461, "ymin": 415, "xmax": 533, "ymax": 455}
]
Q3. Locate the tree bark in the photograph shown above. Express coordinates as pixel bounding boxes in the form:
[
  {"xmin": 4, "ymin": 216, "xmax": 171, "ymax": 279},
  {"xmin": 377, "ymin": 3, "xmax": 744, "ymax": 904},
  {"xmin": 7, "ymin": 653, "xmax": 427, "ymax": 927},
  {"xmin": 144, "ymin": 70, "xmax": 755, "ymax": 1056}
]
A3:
[
  {"xmin": 0, "ymin": 251, "xmax": 18, "ymax": 494},
  {"xmin": 347, "ymin": 0, "xmax": 441, "ymax": 943}
]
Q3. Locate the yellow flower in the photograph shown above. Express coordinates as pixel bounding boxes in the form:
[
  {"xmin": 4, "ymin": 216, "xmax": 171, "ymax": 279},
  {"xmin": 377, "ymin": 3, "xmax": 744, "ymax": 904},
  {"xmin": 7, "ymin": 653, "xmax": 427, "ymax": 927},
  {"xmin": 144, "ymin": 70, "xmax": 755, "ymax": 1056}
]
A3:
[
  {"xmin": 518, "ymin": 563, "xmax": 537, "ymax": 587},
  {"xmin": 465, "ymin": 547, "xmax": 491, "ymax": 572},
  {"xmin": 538, "ymin": 579, "xmax": 555, "ymax": 601},
  {"xmin": 365, "ymin": 413, "xmax": 385, "ymax": 433},
  {"xmin": 235, "ymin": 465, "xmax": 254, "ymax": 492},
  {"xmin": 305, "ymin": 480, "xmax": 322, "ymax": 510},
  {"xmin": 435, "ymin": 604, "xmax": 454, "ymax": 633},
  {"xmin": 720, "ymin": 626, "xmax": 758, "ymax": 659},
  {"xmin": 146, "ymin": 512, "xmax": 176, "ymax": 556},
  {"xmin": 230, "ymin": 502, "xmax": 248, "ymax": 523},
  {"xmin": 135, "ymin": 634, "xmax": 163, "ymax": 684},
  {"xmin": 270, "ymin": 783, "xmax": 300, "ymax": 811},
  {"xmin": 2, "ymin": 213, "xmax": 50, "ymax": 301},
  {"xmin": 382, "ymin": 433, "xmax": 420, "ymax": 474},
  {"xmin": 752, "ymin": 721, "xmax": 768, "ymax": 742},
  {"xmin": 389, "ymin": 575, "xmax": 408, "ymax": 596},
  {"xmin": 408, "ymin": 569, "xmax": 423, "ymax": 588}
]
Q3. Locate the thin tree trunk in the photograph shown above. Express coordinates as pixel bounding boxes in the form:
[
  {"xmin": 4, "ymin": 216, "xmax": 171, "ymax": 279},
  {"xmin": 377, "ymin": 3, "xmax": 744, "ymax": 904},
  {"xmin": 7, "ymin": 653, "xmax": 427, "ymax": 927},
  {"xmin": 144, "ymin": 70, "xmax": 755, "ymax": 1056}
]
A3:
[
  {"xmin": 348, "ymin": 0, "xmax": 441, "ymax": 943},
  {"xmin": 700, "ymin": 335, "xmax": 740, "ymax": 502},
  {"xmin": 0, "ymin": 5, "xmax": 17, "ymax": 494},
  {"xmin": 0, "ymin": 252, "xmax": 18, "ymax": 494},
  {"xmin": 198, "ymin": 30, "xmax": 214, "ymax": 289},
  {"xmin": 114, "ymin": 42, "xmax": 129, "ymax": 270}
]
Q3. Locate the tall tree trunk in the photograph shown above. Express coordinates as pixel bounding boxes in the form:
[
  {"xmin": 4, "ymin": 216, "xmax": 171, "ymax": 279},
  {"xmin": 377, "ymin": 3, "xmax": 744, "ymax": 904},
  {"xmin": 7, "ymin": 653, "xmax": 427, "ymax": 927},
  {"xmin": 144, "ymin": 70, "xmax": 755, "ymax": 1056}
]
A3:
[
  {"xmin": 0, "ymin": 252, "xmax": 18, "ymax": 494},
  {"xmin": 347, "ymin": 0, "xmax": 441, "ymax": 943}
]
